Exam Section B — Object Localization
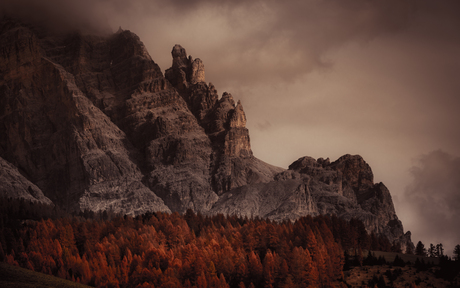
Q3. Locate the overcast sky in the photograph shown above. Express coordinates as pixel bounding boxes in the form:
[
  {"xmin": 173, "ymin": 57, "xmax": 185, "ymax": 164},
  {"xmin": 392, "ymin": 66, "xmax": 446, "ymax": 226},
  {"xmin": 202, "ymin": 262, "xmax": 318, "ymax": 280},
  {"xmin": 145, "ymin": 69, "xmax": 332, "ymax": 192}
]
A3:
[{"xmin": 2, "ymin": 0, "xmax": 460, "ymax": 255}]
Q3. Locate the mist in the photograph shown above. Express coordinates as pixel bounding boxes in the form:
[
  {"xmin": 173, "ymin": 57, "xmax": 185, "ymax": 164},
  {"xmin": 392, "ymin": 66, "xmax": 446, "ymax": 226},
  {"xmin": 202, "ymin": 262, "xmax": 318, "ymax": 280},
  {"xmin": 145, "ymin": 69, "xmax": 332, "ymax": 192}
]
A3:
[
  {"xmin": 1, "ymin": 0, "xmax": 417, "ymax": 85},
  {"xmin": 401, "ymin": 150, "xmax": 460, "ymax": 256}
]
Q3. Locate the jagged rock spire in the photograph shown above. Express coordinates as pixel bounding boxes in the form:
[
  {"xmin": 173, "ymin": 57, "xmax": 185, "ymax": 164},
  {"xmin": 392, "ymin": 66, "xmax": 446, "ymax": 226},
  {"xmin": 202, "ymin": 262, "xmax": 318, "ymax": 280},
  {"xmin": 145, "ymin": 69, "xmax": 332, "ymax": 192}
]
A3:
[
  {"xmin": 171, "ymin": 44, "xmax": 188, "ymax": 69},
  {"xmin": 190, "ymin": 58, "xmax": 205, "ymax": 84},
  {"xmin": 165, "ymin": 44, "xmax": 205, "ymax": 89},
  {"xmin": 230, "ymin": 100, "xmax": 247, "ymax": 128},
  {"xmin": 165, "ymin": 45, "xmax": 251, "ymax": 159}
]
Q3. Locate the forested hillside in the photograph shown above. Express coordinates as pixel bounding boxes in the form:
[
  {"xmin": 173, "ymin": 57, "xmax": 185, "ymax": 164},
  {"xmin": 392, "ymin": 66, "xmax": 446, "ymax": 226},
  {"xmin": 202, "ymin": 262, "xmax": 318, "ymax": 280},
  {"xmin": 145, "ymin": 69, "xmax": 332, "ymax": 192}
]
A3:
[{"xmin": 0, "ymin": 197, "xmax": 397, "ymax": 288}]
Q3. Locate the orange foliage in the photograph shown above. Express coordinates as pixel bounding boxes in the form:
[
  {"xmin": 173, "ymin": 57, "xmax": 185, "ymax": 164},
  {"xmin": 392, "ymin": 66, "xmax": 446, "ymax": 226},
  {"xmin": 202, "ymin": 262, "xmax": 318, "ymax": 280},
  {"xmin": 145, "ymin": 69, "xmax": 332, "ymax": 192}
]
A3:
[{"xmin": 2, "ymin": 204, "xmax": 388, "ymax": 288}]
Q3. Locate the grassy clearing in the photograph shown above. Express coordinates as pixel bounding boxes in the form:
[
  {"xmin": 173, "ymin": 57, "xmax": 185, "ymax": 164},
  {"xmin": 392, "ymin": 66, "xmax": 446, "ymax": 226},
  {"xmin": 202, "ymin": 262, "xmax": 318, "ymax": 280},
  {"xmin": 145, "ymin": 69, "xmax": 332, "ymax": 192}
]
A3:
[{"xmin": 0, "ymin": 262, "xmax": 91, "ymax": 288}]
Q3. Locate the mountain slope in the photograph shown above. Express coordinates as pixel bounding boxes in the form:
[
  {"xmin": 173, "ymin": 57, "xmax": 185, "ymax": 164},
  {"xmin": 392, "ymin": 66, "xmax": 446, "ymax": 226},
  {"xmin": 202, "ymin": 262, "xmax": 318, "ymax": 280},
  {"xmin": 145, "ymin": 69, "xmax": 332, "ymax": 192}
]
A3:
[
  {"xmin": 0, "ymin": 17, "xmax": 412, "ymax": 250},
  {"xmin": 0, "ymin": 262, "xmax": 92, "ymax": 288}
]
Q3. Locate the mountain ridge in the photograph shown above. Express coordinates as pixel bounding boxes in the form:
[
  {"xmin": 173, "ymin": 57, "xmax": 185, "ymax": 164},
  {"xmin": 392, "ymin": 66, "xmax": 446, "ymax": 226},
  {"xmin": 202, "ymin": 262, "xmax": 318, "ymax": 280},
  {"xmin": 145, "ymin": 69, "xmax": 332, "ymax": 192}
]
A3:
[{"xmin": 0, "ymin": 17, "xmax": 413, "ymax": 251}]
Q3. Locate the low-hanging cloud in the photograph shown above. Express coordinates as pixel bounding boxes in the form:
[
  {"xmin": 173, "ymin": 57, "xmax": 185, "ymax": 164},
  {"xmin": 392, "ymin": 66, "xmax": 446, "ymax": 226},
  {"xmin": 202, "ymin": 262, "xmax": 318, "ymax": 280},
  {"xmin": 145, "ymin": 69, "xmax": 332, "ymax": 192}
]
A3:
[
  {"xmin": 1, "ymin": 0, "xmax": 417, "ymax": 85},
  {"xmin": 402, "ymin": 150, "xmax": 460, "ymax": 255},
  {"xmin": 2, "ymin": 0, "xmax": 459, "ymax": 87},
  {"xmin": 0, "ymin": 0, "xmax": 112, "ymax": 34}
]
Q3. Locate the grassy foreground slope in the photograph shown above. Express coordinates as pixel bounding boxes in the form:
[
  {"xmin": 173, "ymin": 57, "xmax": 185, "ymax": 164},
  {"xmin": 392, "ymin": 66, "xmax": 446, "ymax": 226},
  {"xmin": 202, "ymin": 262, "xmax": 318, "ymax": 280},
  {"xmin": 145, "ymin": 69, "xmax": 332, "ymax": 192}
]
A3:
[{"xmin": 0, "ymin": 262, "xmax": 92, "ymax": 288}]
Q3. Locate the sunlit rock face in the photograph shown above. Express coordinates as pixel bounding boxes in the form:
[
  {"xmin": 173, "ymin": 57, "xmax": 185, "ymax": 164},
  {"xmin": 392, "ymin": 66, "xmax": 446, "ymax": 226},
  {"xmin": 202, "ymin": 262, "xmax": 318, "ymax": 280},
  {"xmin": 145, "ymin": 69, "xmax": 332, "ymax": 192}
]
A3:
[{"xmin": 0, "ymin": 17, "xmax": 412, "ymax": 250}]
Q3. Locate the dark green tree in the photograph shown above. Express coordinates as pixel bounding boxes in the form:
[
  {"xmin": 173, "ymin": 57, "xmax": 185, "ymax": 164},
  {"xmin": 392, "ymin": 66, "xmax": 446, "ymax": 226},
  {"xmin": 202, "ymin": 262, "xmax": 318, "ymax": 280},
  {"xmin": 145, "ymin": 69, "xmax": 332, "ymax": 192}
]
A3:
[
  {"xmin": 415, "ymin": 241, "xmax": 426, "ymax": 256},
  {"xmin": 393, "ymin": 255, "xmax": 406, "ymax": 267},
  {"xmin": 428, "ymin": 243, "xmax": 436, "ymax": 257},
  {"xmin": 454, "ymin": 244, "xmax": 460, "ymax": 261},
  {"xmin": 436, "ymin": 243, "xmax": 444, "ymax": 257}
]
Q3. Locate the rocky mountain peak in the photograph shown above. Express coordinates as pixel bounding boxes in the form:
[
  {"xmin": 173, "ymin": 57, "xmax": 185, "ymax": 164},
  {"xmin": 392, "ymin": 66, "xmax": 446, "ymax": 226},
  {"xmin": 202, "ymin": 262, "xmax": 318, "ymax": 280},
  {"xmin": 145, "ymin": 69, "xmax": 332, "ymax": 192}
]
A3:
[
  {"xmin": 165, "ymin": 44, "xmax": 205, "ymax": 90},
  {"xmin": 329, "ymin": 154, "xmax": 374, "ymax": 193},
  {"xmin": 229, "ymin": 100, "xmax": 247, "ymax": 128},
  {"xmin": 289, "ymin": 156, "xmax": 322, "ymax": 171},
  {"xmin": 221, "ymin": 92, "xmax": 235, "ymax": 105},
  {"xmin": 171, "ymin": 44, "xmax": 187, "ymax": 63},
  {"xmin": 164, "ymin": 45, "xmax": 252, "ymax": 160}
]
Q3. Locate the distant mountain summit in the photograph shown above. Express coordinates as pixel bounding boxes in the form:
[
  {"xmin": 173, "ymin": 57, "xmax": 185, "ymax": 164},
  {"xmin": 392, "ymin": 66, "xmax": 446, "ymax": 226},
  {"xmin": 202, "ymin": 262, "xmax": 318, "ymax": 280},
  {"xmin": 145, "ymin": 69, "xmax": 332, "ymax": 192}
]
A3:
[{"xmin": 0, "ymin": 17, "xmax": 413, "ymax": 251}]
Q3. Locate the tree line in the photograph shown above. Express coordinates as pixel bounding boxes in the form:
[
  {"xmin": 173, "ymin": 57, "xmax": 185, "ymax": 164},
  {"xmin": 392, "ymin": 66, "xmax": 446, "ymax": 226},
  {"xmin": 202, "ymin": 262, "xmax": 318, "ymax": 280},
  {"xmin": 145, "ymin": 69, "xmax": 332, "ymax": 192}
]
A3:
[{"xmin": 414, "ymin": 240, "xmax": 460, "ymax": 260}]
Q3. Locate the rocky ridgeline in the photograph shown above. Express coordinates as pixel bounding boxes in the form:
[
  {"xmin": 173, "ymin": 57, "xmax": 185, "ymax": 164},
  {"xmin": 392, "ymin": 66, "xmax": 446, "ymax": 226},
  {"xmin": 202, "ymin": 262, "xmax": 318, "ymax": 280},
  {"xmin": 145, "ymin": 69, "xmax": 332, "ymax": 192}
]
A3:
[{"xmin": 0, "ymin": 17, "xmax": 413, "ymax": 251}]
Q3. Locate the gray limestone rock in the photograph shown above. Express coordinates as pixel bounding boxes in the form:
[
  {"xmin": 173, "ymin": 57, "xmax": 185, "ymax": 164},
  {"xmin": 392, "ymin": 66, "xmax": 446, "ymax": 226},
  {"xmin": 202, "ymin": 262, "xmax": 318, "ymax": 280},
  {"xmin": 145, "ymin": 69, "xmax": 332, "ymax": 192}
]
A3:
[
  {"xmin": 0, "ymin": 156, "xmax": 53, "ymax": 205},
  {"xmin": 211, "ymin": 154, "xmax": 413, "ymax": 251}
]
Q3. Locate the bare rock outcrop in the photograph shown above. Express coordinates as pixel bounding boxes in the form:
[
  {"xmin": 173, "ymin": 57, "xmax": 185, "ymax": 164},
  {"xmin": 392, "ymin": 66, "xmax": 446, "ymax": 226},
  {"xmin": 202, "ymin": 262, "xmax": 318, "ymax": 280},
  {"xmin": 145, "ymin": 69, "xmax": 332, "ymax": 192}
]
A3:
[
  {"xmin": 165, "ymin": 44, "xmax": 206, "ymax": 90},
  {"xmin": 0, "ymin": 156, "xmax": 53, "ymax": 204},
  {"xmin": 212, "ymin": 154, "xmax": 413, "ymax": 252},
  {"xmin": 164, "ymin": 45, "xmax": 280, "ymax": 196}
]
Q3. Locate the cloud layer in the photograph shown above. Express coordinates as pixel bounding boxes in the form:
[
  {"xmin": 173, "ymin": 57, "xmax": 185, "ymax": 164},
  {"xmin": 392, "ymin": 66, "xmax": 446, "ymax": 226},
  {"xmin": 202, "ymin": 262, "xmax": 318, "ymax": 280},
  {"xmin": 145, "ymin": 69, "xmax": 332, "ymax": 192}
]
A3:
[
  {"xmin": 401, "ymin": 151, "xmax": 460, "ymax": 256},
  {"xmin": 1, "ymin": 0, "xmax": 416, "ymax": 84}
]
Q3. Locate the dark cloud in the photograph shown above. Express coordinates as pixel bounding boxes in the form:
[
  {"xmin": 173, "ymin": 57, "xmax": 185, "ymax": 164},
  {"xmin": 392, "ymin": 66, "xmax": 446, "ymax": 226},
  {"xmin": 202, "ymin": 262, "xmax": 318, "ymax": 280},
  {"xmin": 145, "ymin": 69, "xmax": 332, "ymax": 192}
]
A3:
[
  {"xmin": 0, "ymin": 0, "xmax": 111, "ymax": 34},
  {"xmin": 0, "ymin": 0, "xmax": 418, "ymax": 84},
  {"xmin": 2, "ymin": 1, "xmax": 458, "ymax": 87},
  {"xmin": 165, "ymin": 0, "xmax": 417, "ymax": 86},
  {"xmin": 402, "ymin": 150, "xmax": 460, "ymax": 256}
]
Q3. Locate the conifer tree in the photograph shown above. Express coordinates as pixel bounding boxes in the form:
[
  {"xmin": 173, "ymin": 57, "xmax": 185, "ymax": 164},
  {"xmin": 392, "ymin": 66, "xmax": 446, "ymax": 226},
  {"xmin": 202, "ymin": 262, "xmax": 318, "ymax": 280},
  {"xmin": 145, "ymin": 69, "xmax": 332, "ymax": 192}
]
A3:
[
  {"xmin": 248, "ymin": 251, "xmax": 263, "ymax": 286},
  {"xmin": 436, "ymin": 243, "xmax": 444, "ymax": 257},
  {"xmin": 263, "ymin": 250, "xmax": 275, "ymax": 288},
  {"xmin": 454, "ymin": 244, "xmax": 460, "ymax": 261},
  {"xmin": 415, "ymin": 241, "xmax": 426, "ymax": 256},
  {"xmin": 428, "ymin": 243, "xmax": 435, "ymax": 257}
]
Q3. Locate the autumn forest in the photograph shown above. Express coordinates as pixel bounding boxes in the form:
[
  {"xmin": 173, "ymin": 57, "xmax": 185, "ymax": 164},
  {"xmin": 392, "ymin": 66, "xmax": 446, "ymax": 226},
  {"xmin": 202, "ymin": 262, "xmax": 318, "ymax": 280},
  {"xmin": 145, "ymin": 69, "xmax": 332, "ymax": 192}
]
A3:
[{"xmin": 0, "ymin": 197, "xmax": 458, "ymax": 288}]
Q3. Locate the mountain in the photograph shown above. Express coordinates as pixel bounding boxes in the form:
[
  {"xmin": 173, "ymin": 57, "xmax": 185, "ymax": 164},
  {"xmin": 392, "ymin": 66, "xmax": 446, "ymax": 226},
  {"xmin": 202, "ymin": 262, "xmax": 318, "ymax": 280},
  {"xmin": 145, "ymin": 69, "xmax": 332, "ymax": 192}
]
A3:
[{"xmin": 0, "ymin": 17, "xmax": 413, "ymax": 251}]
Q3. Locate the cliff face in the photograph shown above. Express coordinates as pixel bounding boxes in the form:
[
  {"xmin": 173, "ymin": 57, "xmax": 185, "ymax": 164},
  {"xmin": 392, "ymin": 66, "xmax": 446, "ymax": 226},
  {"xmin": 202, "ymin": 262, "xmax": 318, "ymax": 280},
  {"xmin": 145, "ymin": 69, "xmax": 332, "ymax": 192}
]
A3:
[
  {"xmin": 210, "ymin": 155, "xmax": 413, "ymax": 251},
  {"xmin": 0, "ymin": 17, "xmax": 412, "ymax": 250},
  {"xmin": 0, "ymin": 18, "xmax": 171, "ymax": 214}
]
